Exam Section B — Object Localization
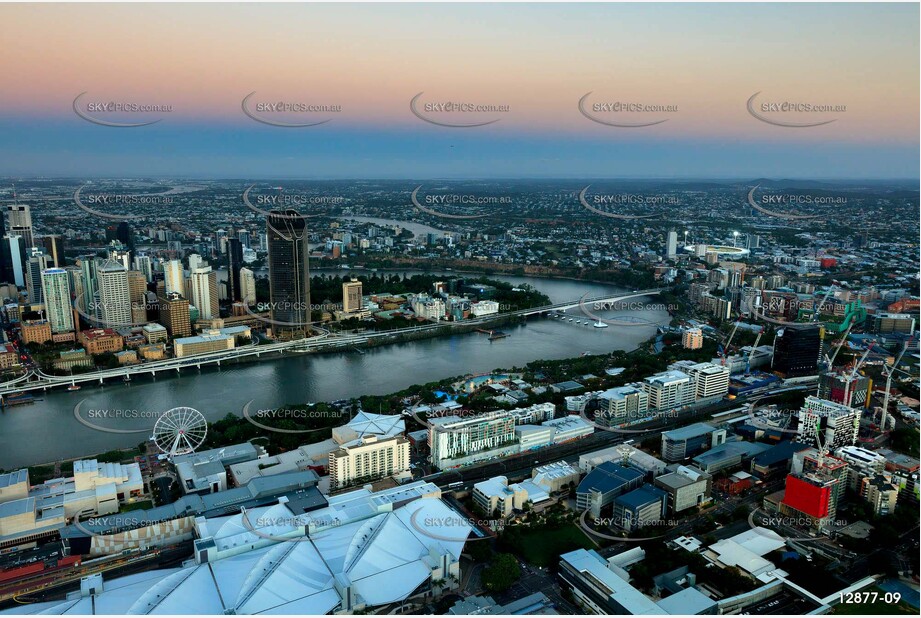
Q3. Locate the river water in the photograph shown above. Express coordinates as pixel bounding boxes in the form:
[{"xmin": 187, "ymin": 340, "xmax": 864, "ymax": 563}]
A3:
[{"xmin": 0, "ymin": 272, "xmax": 668, "ymax": 469}]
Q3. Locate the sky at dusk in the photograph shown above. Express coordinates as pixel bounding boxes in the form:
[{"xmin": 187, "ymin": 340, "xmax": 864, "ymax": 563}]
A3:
[{"xmin": 1, "ymin": 2, "xmax": 918, "ymax": 179}]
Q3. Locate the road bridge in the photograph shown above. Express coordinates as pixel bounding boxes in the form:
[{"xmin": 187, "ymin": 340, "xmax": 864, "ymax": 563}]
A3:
[{"xmin": 0, "ymin": 288, "xmax": 664, "ymax": 397}]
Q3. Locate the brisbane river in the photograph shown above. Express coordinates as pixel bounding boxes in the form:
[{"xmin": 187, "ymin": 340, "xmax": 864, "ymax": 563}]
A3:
[{"xmin": 0, "ymin": 272, "xmax": 669, "ymax": 469}]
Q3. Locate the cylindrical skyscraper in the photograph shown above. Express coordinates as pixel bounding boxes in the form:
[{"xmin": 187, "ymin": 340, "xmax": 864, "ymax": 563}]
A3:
[{"xmin": 266, "ymin": 210, "xmax": 311, "ymax": 339}]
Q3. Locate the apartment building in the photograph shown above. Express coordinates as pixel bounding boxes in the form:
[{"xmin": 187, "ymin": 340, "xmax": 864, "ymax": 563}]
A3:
[
  {"xmin": 682, "ymin": 328, "xmax": 703, "ymax": 349},
  {"xmin": 595, "ymin": 386, "xmax": 649, "ymax": 427},
  {"xmin": 683, "ymin": 362, "xmax": 730, "ymax": 399},
  {"xmin": 428, "ymin": 411, "xmax": 516, "ymax": 469},
  {"xmin": 642, "ymin": 370, "xmax": 695, "ymax": 411},
  {"xmin": 329, "ymin": 435, "xmax": 410, "ymax": 490},
  {"xmin": 797, "ymin": 396, "xmax": 860, "ymax": 449},
  {"xmin": 860, "ymin": 474, "xmax": 900, "ymax": 516}
]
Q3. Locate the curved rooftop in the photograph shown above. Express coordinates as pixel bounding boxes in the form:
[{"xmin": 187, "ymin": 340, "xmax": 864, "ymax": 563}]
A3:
[{"xmin": 4, "ymin": 495, "xmax": 469, "ymax": 616}]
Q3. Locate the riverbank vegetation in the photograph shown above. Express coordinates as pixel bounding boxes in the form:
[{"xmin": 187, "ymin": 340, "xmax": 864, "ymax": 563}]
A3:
[
  {"xmin": 255, "ymin": 272, "xmax": 551, "ymax": 317},
  {"xmin": 163, "ymin": 333, "xmax": 715, "ymax": 457}
]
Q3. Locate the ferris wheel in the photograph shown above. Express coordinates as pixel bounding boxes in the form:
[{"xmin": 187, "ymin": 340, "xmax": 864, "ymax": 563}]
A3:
[{"xmin": 153, "ymin": 407, "xmax": 208, "ymax": 458}]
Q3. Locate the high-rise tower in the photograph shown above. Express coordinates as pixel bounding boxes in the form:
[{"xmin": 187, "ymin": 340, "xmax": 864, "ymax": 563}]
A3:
[
  {"xmin": 266, "ymin": 210, "xmax": 311, "ymax": 339},
  {"xmin": 96, "ymin": 259, "xmax": 132, "ymax": 327},
  {"xmin": 40, "ymin": 267, "xmax": 75, "ymax": 333},
  {"xmin": 226, "ymin": 237, "xmax": 244, "ymax": 302}
]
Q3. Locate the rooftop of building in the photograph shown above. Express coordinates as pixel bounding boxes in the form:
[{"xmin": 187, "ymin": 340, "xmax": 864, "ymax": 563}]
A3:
[
  {"xmin": 751, "ymin": 440, "xmax": 812, "ymax": 468},
  {"xmin": 332, "ymin": 410, "xmax": 405, "ymax": 447},
  {"xmin": 532, "ymin": 461, "xmax": 579, "ymax": 482},
  {"xmin": 0, "ymin": 497, "xmax": 34, "ymax": 518},
  {"xmin": 662, "ymin": 422, "xmax": 717, "ymax": 442},
  {"xmin": 541, "ymin": 414, "xmax": 593, "ymax": 431},
  {"xmin": 560, "ymin": 549, "xmax": 665, "ymax": 615},
  {"xmin": 0, "ymin": 469, "xmax": 28, "ymax": 489},
  {"xmin": 693, "ymin": 441, "xmax": 770, "ymax": 466},
  {"xmin": 173, "ymin": 442, "xmax": 261, "ymax": 468},
  {"xmin": 219, "ymin": 325, "xmax": 251, "ymax": 334},
  {"xmin": 644, "ymin": 370, "xmax": 690, "ymax": 386},
  {"xmin": 35, "ymin": 492, "xmax": 467, "ymax": 615},
  {"xmin": 614, "ymin": 484, "xmax": 668, "ymax": 510},
  {"xmin": 428, "ymin": 410, "xmax": 510, "ymax": 428},
  {"xmin": 655, "ymin": 466, "xmax": 710, "ymax": 489},
  {"xmin": 577, "ymin": 462, "xmax": 643, "ymax": 495},
  {"xmin": 705, "ymin": 527, "xmax": 786, "ymax": 581},
  {"xmin": 79, "ymin": 328, "xmax": 120, "ymax": 339},
  {"xmin": 655, "ymin": 586, "xmax": 717, "ymax": 615},
  {"xmin": 447, "ymin": 591, "xmax": 558, "ymax": 615},
  {"xmin": 864, "ymin": 474, "xmax": 899, "ymax": 491},
  {"xmin": 229, "ymin": 443, "xmax": 331, "ymax": 486},
  {"xmin": 551, "ymin": 380, "xmax": 585, "ymax": 392},
  {"xmin": 687, "ymin": 361, "xmax": 729, "ymax": 374},
  {"xmin": 598, "ymin": 385, "xmax": 646, "ymax": 399},
  {"xmin": 474, "ymin": 476, "xmax": 515, "ymax": 498},
  {"xmin": 835, "ymin": 445, "xmax": 887, "ymax": 464},
  {"xmin": 580, "ymin": 444, "xmax": 668, "ymax": 472},
  {"xmin": 876, "ymin": 449, "xmax": 920, "ymax": 471},
  {"xmin": 174, "ymin": 332, "xmax": 233, "ymax": 345}
]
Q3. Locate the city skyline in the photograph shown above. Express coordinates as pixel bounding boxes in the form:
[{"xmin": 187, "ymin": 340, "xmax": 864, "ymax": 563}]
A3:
[{"xmin": 0, "ymin": 2, "xmax": 917, "ymax": 615}]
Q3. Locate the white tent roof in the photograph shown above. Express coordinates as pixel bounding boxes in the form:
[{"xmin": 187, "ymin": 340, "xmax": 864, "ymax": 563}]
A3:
[
  {"xmin": 729, "ymin": 527, "xmax": 786, "ymax": 556},
  {"xmin": 5, "ymin": 497, "xmax": 467, "ymax": 616},
  {"xmin": 333, "ymin": 411, "xmax": 405, "ymax": 447}
]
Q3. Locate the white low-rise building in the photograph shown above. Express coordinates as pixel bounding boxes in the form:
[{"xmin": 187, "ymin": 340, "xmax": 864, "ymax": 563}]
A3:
[
  {"xmin": 702, "ymin": 527, "xmax": 787, "ymax": 583},
  {"xmin": 470, "ymin": 300, "xmax": 499, "ymax": 317},
  {"xmin": 473, "ymin": 475, "xmax": 550, "ymax": 517},
  {"xmin": 507, "ymin": 402, "xmax": 555, "ymax": 425},
  {"xmin": 531, "ymin": 461, "xmax": 581, "ymax": 493},
  {"xmin": 229, "ymin": 443, "xmax": 332, "ymax": 486},
  {"xmin": 542, "ymin": 415, "xmax": 594, "ymax": 443},
  {"xmin": 411, "ymin": 294, "xmax": 446, "ymax": 320},
  {"xmin": 578, "ymin": 444, "xmax": 668, "ymax": 476},
  {"xmin": 516, "ymin": 425, "xmax": 555, "ymax": 451},
  {"xmin": 0, "ymin": 460, "xmax": 143, "ymax": 546}
]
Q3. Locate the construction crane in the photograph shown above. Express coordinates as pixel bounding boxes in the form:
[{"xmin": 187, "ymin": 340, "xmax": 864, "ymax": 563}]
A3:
[
  {"xmin": 821, "ymin": 322, "xmax": 854, "ymax": 371},
  {"xmin": 842, "ymin": 342, "xmax": 875, "ymax": 410},
  {"xmin": 745, "ymin": 327, "xmax": 765, "ymax": 373},
  {"xmin": 880, "ymin": 341, "xmax": 912, "ymax": 430},
  {"xmin": 811, "ymin": 284, "xmax": 838, "ymax": 322},
  {"xmin": 720, "ymin": 314, "xmax": 744, "ymax": 367}
]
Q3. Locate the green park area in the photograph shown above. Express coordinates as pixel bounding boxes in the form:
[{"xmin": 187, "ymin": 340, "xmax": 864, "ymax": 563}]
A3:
[{"xmin": 500, "ymin": 521, "xmax": 596, "ymax": 567}]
